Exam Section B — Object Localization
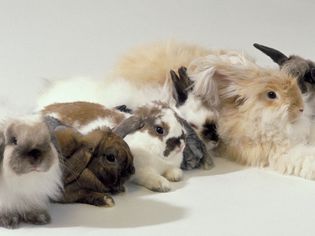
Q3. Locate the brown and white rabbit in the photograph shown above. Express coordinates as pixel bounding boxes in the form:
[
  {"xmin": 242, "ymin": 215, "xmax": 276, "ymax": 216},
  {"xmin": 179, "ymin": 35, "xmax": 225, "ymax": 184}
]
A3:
[
  {"xmin": 0, "ymin": 115, "xmax": 62, "ymax": 229},
  {"xmin": 44, "ymin": 116, "xmax": 138, "ymax": 207},
  {"xmin": 188, "ymin": 54, "xmax": 315, "ymax": 180},
  {"xmin": 43, "ymin": 101, "xmax": 186, "ymax": 192}
]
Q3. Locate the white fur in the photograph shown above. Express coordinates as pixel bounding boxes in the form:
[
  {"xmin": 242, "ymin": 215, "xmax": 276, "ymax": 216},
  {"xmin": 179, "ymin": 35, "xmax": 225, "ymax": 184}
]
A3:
[
  {"xmin": 36, "ymin": 77, "xmax": 104, "ymax": 111},
  {"xmin": 79, "ymin": 118, "xmax": 116, "ymax": 135},
  {"xmin": 0, "ymin": 144, "xmax": 62, "ymax": 214},
  {"xmin": 0, "ymin": 115, "xmax": 63, "ymax": 218},
  {"xmin": 36, "ymin": 77, "xmax": 164, "ymax": 111}
]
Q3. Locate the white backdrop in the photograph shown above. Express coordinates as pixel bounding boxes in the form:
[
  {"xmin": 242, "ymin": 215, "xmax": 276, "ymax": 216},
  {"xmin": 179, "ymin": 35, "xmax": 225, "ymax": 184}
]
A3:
[{"xmin": 1, "ymin": 1, "xmax": 315, "ymax": 235}]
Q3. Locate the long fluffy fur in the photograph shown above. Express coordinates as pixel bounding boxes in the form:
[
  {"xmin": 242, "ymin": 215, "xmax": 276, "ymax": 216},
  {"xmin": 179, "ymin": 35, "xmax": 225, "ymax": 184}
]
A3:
[
  {"xmin": 191, "ymin": 56, "xmax": 315, "ymax": 179},
  {"xmin": 111, "ymin": 40, "xmax": 212, "ymax": 86},
  {"xmin": 0, "ymin": 116, "xmax": 62, "ymax": 217}
]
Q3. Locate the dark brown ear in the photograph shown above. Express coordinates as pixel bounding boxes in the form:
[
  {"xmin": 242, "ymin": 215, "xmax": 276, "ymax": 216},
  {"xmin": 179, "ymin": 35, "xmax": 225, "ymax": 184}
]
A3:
[
  {"xmin": 54, "ymin": 126, "xmax": 83, "ymax": 158},
  {"xmin": 0, "ymin": 132, "xmax": 5, "ymax": 160},
  {"xmin": 311, "ymin": 68, "xmax": 315, "ymax": 80},
  {"xmin": 170, "ymin": 67, "xmax": 194, "ymax": 106},
  {"xmin": 113, "ymin": 116, "xmax": 144, "ymax": 138},
  {"xmin": 253, "ymin": 43, "xmax": 289, "ymax": 66},
  {"xmin": 81, "ymin": 128, "xmax": 108, "ymax": 151}
]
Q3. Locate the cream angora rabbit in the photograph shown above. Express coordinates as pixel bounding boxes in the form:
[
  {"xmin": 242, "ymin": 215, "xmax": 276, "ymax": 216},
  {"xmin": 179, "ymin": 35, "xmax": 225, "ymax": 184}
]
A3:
[{"xmin": 189, "ymin": 54, "xmax": 315, "ymax": 179}]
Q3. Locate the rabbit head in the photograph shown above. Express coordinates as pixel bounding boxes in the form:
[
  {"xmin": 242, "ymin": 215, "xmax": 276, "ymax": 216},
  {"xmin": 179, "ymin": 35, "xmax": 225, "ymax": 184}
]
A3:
[
  {"xmin": 54, "ymin": 122, "xmax": 136, "ymax": 194},
  {"xmin": 2, "ymin": 115, "xmax": 59, "ymax": 175},
  {"xmin": 165, "ymin": 67, "xmax": 219, "ymax": 155},
  {"xmin": 253, "ymin": 43, "xmax": 315, "ymax": 95},
  {"xmin": 81, "ymin": 127, "xmax": 135, "ymax": 193},
  {"xmin": 127, "ymin": 102, "xmax": 186, "ymax": 167},
  {"xmin": 192, "ymin": 56, "xmax": 304, "ymax": 128}
]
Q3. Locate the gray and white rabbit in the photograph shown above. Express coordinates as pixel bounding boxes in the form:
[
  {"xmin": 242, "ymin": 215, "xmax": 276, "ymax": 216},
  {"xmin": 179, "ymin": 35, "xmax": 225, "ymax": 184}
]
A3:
[{"xmin": 0, "ymin": 115, "xmax": 62, "ymax": 229}]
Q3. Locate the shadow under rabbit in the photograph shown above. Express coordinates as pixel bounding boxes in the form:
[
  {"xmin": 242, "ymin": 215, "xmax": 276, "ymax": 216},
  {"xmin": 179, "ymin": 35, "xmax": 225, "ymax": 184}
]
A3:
[
  {"xmin": 38, "ymin": 195, "xmax": 187, "ymax": 229},
  {"xmin": 19, "ymin": 157, "xmax": 246, "ymax": 229},
  {"xmin": 171, "ymin": 157, "xmax": 247, "ymax": 191}
]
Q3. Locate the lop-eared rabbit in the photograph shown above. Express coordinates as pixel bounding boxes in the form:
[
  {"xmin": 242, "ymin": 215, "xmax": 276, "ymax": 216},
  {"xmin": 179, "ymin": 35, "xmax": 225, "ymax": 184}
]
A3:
[
  {"xmin": 43, "ymin": 101, "xmax": 190, "ymax": 192},
  {"xmin": 0, "ymin": 115, "xmax": 62, "ymax": 229}
]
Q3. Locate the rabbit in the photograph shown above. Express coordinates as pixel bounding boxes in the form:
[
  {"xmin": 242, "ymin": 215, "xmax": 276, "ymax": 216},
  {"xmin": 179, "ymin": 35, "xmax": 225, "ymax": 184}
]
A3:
[
  {"xmin": 43, "ymin": 116, "xmax": 139, "ymax": 207},
  {"xmin": 187, "ymin": 54, "xmax": 315, "ymax": 180},
  {"xmin": 35, "ymin": 41, "xmax": 253, "ymax": 158},
  {"xmin": 42, "ymin": 101, "xmax": 189, "ymax": 192},
  {"xmin": 0, "ymin": 115, "xmax": 62, "ymax": 229}
]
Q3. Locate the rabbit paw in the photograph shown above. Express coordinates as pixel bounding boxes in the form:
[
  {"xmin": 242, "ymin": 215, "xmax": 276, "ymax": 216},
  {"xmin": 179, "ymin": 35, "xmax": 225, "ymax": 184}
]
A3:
[
  {"xmin": 23, "ymin": 210, "xmax": 51, "ymax": 225},
  {"xmin": 103, "ymin": 195, "xmax": 115, "ymax": 208},
  {"xmin": 0, "ymin": 213, "xmax": 20, "ymax": 229},
  {"xmin": 164, "ymin": 168, "xmax": 183, "ymax": 182},
  {"xmin": 91, "ymin": 194, "xmax": 115, "ymax": 207},
  {"xmin": 149, "ymin": 176, "xmax": 171, "ymax": 192},
  {"xmin": 299, "ymin": 160, "xmax": 315, "ymax": 179}
]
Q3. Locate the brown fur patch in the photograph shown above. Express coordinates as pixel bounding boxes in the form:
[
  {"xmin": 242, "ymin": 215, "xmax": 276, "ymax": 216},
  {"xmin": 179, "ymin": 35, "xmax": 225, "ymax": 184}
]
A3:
[
  {"xmin": 133, "ymin": 102, "xmax": 171, "ymax": 140},
  {"xmin": 43, "ymin": 102, "xmax": 125, "ymax": 128}
]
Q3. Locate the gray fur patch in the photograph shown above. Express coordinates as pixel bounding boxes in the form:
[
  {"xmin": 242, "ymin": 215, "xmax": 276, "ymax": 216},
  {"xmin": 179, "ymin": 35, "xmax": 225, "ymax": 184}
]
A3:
[{"xmin": 180, "ymin": 119, "xmax": 214, "ymax": 170}]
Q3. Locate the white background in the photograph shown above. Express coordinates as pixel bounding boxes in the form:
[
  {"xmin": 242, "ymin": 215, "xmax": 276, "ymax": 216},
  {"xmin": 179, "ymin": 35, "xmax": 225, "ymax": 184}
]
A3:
[{"xmin": 1, "ymin": 1, "xmax": 315, "ymax": 235}]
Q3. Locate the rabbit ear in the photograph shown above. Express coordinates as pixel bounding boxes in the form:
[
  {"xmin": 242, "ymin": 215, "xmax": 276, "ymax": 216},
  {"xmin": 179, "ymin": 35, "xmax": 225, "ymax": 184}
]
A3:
[
  {"xmin": 253, "ymin": 43, "xmax": 289, "ymax": 66},
  {"xmin": 115, "ymin": 105, "xmax": 133, "ymax": 114},
  {"xmin": 0, "ymin": 131, "xmax": 5, "ymax": 160},
  {"xmin": 170, "ymin": 67, "xmax": 194, "ymax": 106},
  {"xmin": 210, "ymin": 63, "xmax": 259, "ymax": 106},
  {"xmin": 112, "ymin": 116, "xmax": 144, "ymax": 138},
  {"xmin": 43, "ymin": 116, "xmax": 64, "ymax": 132},
  {"xmin": 54, "ymin": 126, "xmax": 84, "ymax": 157}
]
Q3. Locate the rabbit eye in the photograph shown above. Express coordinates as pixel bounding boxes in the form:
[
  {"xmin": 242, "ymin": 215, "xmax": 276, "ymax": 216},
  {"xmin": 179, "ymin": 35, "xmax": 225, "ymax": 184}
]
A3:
[
  {"xmin": 105, "ymin": 154, "xmax": 116, "ymax": 162},
  {"xmin": 10, "ymin": 137, "xmax": 17, "ymax": 145},
  {"xmin": 155, "ymin": 126, "xmax": 164, "ymax": 135},
  {"xmin": 267, "ymin": 91, "xmax": 277, "ymax": 99}
]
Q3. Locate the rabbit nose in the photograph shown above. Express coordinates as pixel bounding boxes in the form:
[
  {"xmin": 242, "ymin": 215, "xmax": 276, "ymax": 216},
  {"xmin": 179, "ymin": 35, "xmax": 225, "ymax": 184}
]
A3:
[
  {"xmin": 299, "ymin": 108, "xmax": 304, "ymax": 113},
  {"xmin": 28, "ymin": 149, "xmax": 42, "ymax": 158}
]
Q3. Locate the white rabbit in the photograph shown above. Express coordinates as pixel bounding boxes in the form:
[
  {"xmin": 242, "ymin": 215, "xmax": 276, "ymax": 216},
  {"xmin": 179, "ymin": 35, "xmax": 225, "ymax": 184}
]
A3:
[
  {"xmin": 0, "ymin": 115, "xmax": 62, "ymax": 229},
  {"xmin": 43, "ymin": 101, "xmax": 187, "ymax": 192}
]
